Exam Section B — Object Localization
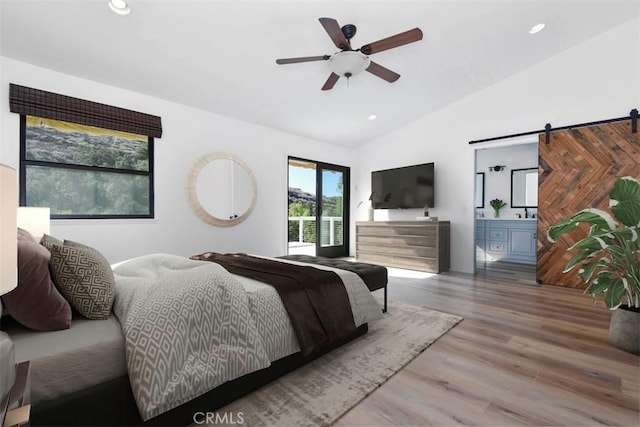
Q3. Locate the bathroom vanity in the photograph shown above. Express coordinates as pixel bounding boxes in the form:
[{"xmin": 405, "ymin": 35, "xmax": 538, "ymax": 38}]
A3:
[{"xmin": 476, "ymin": 218, "xmax": 537, "ymax": 265}]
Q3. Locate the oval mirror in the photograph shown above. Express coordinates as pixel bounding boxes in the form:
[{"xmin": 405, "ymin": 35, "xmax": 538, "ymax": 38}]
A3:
[{"xmin": 187, "ymin": 152, "xmax": 257, "ymax": 227}]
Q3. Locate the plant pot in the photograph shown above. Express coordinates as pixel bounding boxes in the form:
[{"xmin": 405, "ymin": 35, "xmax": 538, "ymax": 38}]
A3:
[
  {"xmin": 367, "ymin": 207, "xmax": 374, "ymax": 221},
  {"xmin": 609, "ymin": 305, "xmax": 640, "ymax": 354},
  {"xmin": 493, "ymin": 209, "xmax": 500, "ymax": 218}
]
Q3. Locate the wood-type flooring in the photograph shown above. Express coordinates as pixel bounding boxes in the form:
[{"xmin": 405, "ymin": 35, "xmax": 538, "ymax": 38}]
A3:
[{"xmin": 336, "ymin": 263, "xmax": 639, "ymax": 426}]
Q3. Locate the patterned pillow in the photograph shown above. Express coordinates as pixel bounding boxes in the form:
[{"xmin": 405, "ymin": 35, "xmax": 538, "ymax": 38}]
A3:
[
  {"xmin": 47, "ymin": 239, "xmax": 115, "ymax": 320},
  {"xmin": 40, "ymin": 233, "xmax": 63, "ymax": 250}
]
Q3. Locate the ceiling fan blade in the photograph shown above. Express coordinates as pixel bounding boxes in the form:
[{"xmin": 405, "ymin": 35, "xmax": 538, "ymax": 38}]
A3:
[
  {"xmin": 276, "ymin": 55, "xmax": 330, "ymax": 65},
  {"xmin": 360, "ymin": 28, "xmax": 423, "ymax": 55},
  {"xmin": 319, "ymin": 17, "xmax": 352, "ymax": 51},
  {"xmin": 366, "ymin": 61, "xmax": 400, "ymax": 83},
  {"xmin": 321, "ymin": 73, "xmax": 340, "ymax": 91}
]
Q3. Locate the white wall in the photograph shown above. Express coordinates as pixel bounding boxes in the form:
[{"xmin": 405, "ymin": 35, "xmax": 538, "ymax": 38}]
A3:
[
  {"xmin": 351, "ymin": 17, "xmax": 640, "ymax": 274},
  {"xmin": 0, "ymin": 57, "xmax": 353, "ymax": 263},
  {"xmin": 2, "ymin": 17, "xmax": 638, "ymax": 270}
]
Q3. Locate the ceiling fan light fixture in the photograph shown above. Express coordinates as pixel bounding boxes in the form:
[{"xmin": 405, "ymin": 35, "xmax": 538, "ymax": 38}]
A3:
[
  {"xmin": 108, "ymin": 0, "xmax": 131, "ymax": 16},
  {"xmin": 329, "ymin": 51, "xmax": 371, "ymax": 78},
  {"xmin": 529, "ymin": 23, "xmax": 545, "ymax": 34},
  {"xmin": 276, "ymin": 17, "xmax": 423, "ymax": 90}
]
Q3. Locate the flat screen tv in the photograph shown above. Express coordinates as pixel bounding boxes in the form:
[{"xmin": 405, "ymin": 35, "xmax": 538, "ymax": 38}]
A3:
[{"xmin": 371, "ymin": 162, "xmax": 434, "ymax": 209}]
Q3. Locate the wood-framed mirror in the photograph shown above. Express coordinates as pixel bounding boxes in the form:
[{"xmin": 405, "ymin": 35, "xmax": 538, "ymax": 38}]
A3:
[{"xmin": 187, "ymin": 152, "xmax": 257, "ymax": 227}]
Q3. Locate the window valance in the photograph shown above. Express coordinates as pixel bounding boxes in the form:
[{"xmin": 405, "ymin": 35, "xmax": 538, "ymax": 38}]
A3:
[{"xmin": 9, "ymin": 83, "xmax": 162, "ymax": 138}]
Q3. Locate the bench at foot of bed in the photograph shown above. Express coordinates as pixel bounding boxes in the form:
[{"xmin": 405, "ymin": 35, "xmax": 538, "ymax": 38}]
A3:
[{"xmin": 277, "ymin": 255, "xmax": 388, "ymax": 313}]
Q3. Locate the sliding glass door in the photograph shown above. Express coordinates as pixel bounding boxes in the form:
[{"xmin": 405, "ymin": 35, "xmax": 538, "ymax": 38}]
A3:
[
  {"xmin": 317, "ymin": 163, "xmax": 349, "ymax": 257},
  {"xmin": 287, "ymin": 157, "xmax": 349, "ymax": 258}
]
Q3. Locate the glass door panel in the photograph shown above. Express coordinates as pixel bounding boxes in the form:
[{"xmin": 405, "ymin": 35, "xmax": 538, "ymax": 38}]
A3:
[
  {"xmin": 287, "ymin": 157, "xmax": 349, "ymax": 258},
  {"xmin": 317, "ymin": 164, "xmax": 349, "ymax": 258},
  {"xmin": 287, "ymin": 159, "xmax": 317, "ymax": 256}
]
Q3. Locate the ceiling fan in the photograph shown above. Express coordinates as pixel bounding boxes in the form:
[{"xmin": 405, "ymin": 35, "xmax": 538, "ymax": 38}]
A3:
[{"xmin": 276, "ymin": 17, "xmax": 423, "ymax": 90}]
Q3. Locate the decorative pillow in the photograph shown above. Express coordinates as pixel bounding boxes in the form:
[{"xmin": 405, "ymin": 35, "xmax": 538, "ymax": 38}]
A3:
[
  {"xmin": 47, "ymin": 239, "xmax": 115, "ymax": 320},
  {"xmin": 40, "ymin": 233, "xmax": 63, "ymax": 249},
  {"xmin": 1, "ymin": 229, "xmax": 71, "ymax": 331}
]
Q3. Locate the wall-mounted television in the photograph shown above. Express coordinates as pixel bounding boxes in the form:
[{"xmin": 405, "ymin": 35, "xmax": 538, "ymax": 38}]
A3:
[{"xmin": 371, "ymin": 162, "xmax": 434, "ymax": 209}]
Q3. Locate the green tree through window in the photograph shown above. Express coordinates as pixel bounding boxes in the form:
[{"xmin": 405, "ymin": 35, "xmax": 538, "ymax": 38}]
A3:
[
  {"xmin": 21, "ymin": 116, "xmax": 153, "ymax": 218},
  {"xmin": 288, "ymin": 202, "xmax": 316, "ymax": 243}
]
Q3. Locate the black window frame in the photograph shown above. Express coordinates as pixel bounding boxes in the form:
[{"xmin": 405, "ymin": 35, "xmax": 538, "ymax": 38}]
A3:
[
  {"xmin": 19, "ymin": 115, "xmax": 155, "ymax": 220},
  {"xmin": 287, "ymin": 156, "xmax": 350, "ymax": 258}
]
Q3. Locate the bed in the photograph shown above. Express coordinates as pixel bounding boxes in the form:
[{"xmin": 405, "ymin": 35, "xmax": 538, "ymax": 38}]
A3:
[{"xmin": 2, "ymin": 245, "xmax": 383, "ymax": 426}]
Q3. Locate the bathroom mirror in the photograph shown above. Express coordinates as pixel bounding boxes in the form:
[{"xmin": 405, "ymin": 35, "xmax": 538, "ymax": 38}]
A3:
[
  {"xmin": 511, "ymin": 168, "xmax": 538, "ymax": 208},
  {"xmin": 187, "ymin": 152, "xmax": 257, "ymax": 227},
  {"xmin": 475, "ymin": 172, "xmax": 485, "ymax": 208}
]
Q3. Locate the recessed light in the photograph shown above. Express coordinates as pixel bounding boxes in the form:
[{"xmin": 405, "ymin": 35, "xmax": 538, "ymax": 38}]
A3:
[
  {"xmin": 368, "ymin": 114, "xmax": 377, "ymax": 121},
  {"xmin": 109, "ymin": 0, "xmax": 131, "ymax": 16},
  {"xmin": 529, "ymin": 23, "xmax": 545, "ymax": 34}
]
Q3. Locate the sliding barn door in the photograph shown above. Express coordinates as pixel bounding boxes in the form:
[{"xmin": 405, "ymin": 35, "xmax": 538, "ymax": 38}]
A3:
[{"xmin": 537, "ymin": 121, "xmax": 640, "ymax": 288}]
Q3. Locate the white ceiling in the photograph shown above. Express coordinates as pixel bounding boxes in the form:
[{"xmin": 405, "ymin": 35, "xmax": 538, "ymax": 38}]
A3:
[{"xmin": 1, "ymin": 0, "xmax": 638, "ymax": 147}]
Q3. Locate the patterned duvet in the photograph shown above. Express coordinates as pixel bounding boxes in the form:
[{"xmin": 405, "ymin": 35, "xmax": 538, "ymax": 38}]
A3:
[{"xmin": 112, "ymin": 253, "xmax": 382, "ymax": 421}]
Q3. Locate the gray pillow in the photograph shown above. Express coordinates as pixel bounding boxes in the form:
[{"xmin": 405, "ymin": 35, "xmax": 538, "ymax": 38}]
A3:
[
  {"xmin": 40, "ymin": 233, "xmax": 63, "ymax": 250},
  {"xmin": 1, "ymin": 229, "xmax": 71, "ymax": 330},
  {"xmin": 47, "ymin": 239, "xmax": 115, "ymax": 320}
]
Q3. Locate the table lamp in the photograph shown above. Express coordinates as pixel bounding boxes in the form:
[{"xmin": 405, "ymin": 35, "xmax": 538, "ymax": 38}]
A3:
[
  {"xmin": 0, "ymin": 164, "xmax": 18, "ymax": 419},
  {"xmin": 17, "ymin": 207, "xmax": 50, "ymax": 240}
]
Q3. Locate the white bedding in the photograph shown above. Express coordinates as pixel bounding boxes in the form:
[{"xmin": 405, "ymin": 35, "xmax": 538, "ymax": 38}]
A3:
[{"xmin": 8, "ymin": 253, "xmax": 383, "ymax": 420}]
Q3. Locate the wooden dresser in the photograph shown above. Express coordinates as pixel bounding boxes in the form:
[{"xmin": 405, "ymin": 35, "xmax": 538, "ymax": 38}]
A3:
[{"xmin": 355, "ymin": 221, "xmax": 450, "ymax": 273}]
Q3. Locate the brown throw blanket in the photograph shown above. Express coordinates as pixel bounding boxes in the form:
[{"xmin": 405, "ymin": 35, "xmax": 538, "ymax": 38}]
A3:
[{"xmin": 190, "ymin": 252, "xmax": 356, "ymax": 355}]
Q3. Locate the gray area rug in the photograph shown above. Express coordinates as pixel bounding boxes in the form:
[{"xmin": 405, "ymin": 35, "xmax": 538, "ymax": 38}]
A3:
[{"xmin": 206, "ymin": 302, "xmax": 462, "ymax": 427}]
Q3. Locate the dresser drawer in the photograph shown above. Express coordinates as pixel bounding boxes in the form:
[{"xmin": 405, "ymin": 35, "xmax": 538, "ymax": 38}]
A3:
[
  {"xmin": 355, "ymin": 221, "xmax": 450, "ymax": 273},
  {"xmin": 488, "ymin": 242, "xmax": 506, "ymax": 253},
  {"xmin": 487, "ymin": 228, "xmax": 507, "ymax": 241}
]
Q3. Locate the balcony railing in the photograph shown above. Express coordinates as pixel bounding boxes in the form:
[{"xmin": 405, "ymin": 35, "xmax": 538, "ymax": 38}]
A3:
[{"xmin": 288, "ymin": 216, "xmax": 343, "ymax": 246}]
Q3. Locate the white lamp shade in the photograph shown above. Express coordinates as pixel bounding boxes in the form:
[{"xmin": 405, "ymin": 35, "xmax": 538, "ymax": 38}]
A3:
[
  {"xmin": 0, "ymin": 164, "xmax": 17, "ymax": 296},
  {"xmin": 17, "ymin": 207, "xmax": 50, "ymax": 239},
  {"xmin": 329, "ymin": 51, "xmax": 371, "ymax": 77},
  {"xmin": 108, "ymin": 0, "xmax": 131, "ymax": 15}
]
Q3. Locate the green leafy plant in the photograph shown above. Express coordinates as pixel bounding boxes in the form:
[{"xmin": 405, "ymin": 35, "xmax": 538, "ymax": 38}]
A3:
[
  {"xmin": 489, "ymin": 198, "xmax": 506, "ymax": 217},
  {"xmin": 489, "ymin": 198, "xmax": 506, "ymax": 210},
  {"xmin": 547, "ymin": 176, "xmax": 640, "ymax": 310}
]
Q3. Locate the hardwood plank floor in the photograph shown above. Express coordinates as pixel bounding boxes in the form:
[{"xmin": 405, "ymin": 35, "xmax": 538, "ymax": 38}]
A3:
[{"xmin": 335, "ymin": 266, "xmax": 639, "ymax": 426}]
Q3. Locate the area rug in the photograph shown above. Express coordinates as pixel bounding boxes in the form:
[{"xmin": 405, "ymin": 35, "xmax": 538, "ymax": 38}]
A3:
[{"xmin": 207, "ymin": 302, "xmax": 462, "ymax": 427}]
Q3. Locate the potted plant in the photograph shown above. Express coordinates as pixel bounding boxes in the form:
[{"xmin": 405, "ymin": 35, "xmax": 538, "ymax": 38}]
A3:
[
  {"xmin": 547, "ymin": 176, "xmax": 640, "ymax": 354},
  {"xmin": 489, "ymin": 198, "xmax": 507, "ymax": 218}
]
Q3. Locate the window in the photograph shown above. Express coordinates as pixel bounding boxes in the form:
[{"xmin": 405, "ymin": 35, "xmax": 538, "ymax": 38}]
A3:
[
  {"xmin": 20, "ymin": 116, "xmax": 153, "ymax": 218},
  {"xmin": 9, "ymin": 83, "xmax": 162, "ymax": 219}
]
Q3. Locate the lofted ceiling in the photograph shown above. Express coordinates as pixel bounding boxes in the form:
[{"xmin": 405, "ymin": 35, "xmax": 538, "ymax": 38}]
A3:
[{"xmin": 1, "ymin": 0, "xmax": 638, "ymax": 147}]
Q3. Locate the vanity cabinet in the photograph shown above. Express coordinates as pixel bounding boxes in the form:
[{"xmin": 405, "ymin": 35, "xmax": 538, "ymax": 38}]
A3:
[
  {"xmin": 475, "ymin": 222, "xmax": 485, "ymax": 262},
  {"xmin": 476, "ymin": 219, "xmax": 537, "ymax": 265}
]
